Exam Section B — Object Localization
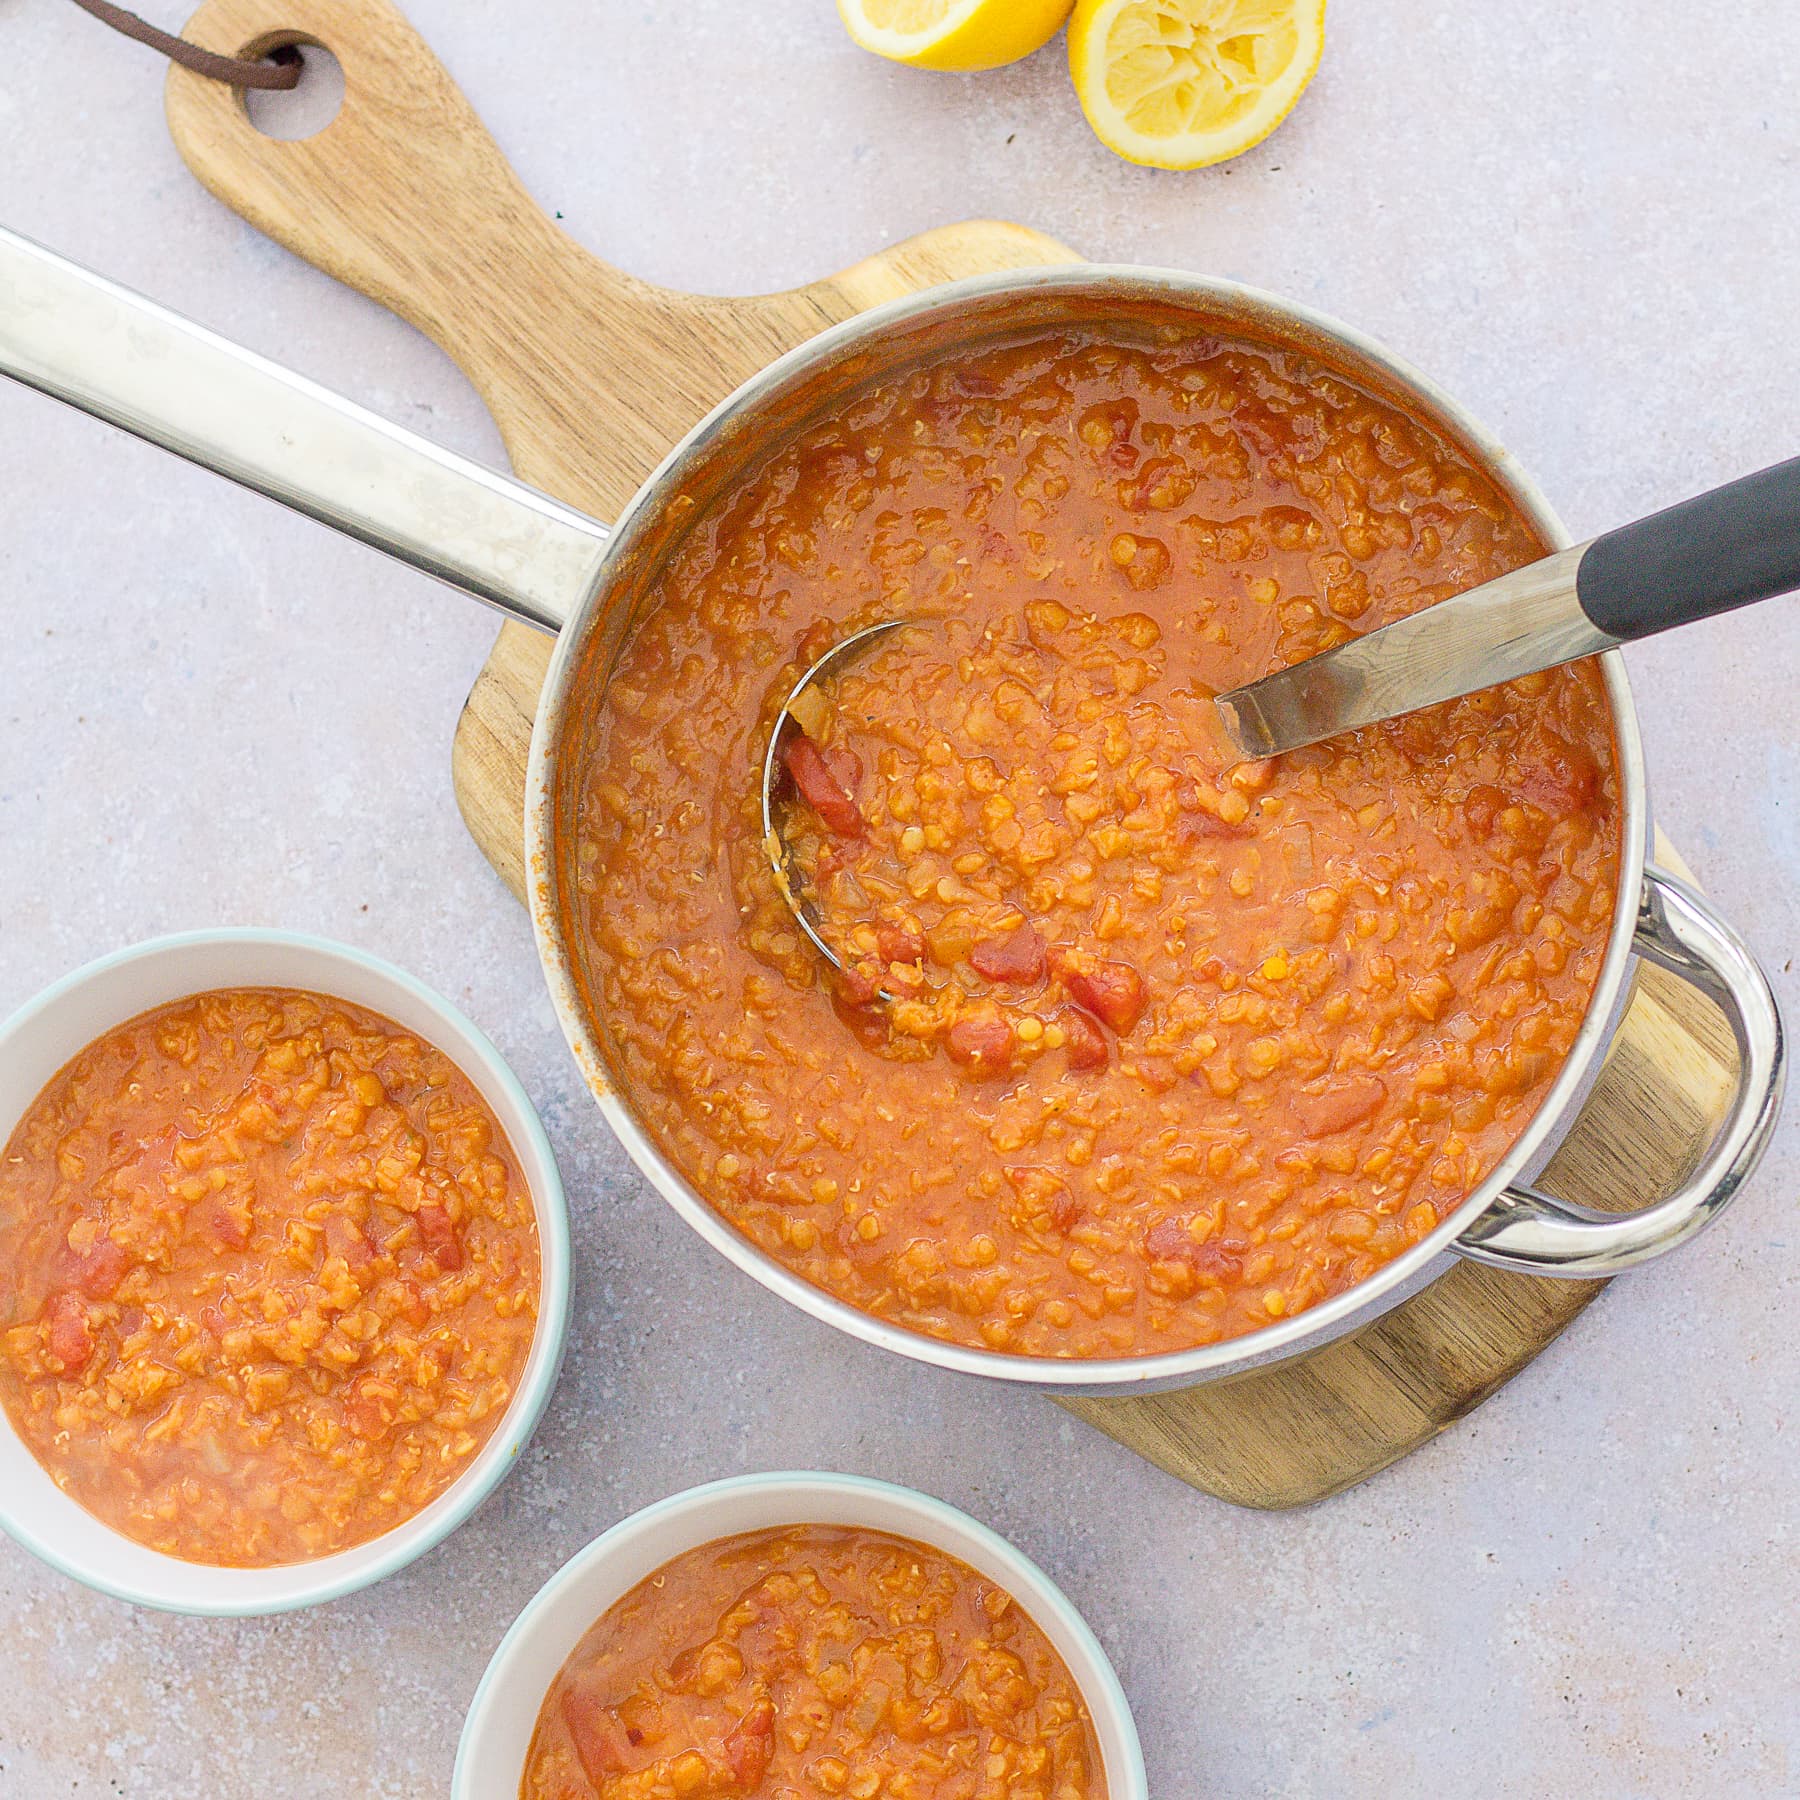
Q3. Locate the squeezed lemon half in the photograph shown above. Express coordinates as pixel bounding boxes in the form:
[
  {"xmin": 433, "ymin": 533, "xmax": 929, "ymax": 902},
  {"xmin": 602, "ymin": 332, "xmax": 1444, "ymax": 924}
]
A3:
[
  {"xmin": 836, "ymin": 0, "xmax": 1077, "ymax": 72},
  {"xmin": 1068, "ymin": 0, "xmax": 1326, "ymax": 169}
]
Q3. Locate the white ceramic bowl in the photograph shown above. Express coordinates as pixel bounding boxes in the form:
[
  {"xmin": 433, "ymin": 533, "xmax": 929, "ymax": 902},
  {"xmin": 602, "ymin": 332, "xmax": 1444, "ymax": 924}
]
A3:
[
  {"xmin": 0, "ymin": 928, "xmax": 570, "ymax": 1616},
  {"xmin": 455, "ymin": 1471, "xmax": 1147, "ymax": 1798}
]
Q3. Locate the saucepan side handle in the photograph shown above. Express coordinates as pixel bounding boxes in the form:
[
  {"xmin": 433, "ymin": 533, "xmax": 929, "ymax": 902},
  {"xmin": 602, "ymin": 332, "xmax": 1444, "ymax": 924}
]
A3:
[
  {"xmin": 1453, "ymin": 866, "xmax": 1784, "ymax": 1278},
  {"xmin": 0, "ymin": 225, "xmax": 609, "ymax": 632}
]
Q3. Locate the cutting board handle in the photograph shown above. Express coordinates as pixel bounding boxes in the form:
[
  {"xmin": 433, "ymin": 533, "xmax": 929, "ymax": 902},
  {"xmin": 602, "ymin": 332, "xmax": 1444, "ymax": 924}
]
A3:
[
  {"xmin": 167, "ymin": 0, "xmax": 1078, "ymax": 517},
  {"xmin": 166, "ymin": 0, "xmax": 802, "ymax": 514}
]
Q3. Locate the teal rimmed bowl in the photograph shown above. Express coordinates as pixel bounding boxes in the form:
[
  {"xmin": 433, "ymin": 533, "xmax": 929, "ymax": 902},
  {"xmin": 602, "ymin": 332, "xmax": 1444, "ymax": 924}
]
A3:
[
  {"xmin": 454, "ymin": 1471, "xmax": 1147, "ymax": 1798},
  {"xmin": 0, "ymin": 928, "xmax": 570, "ymax": 1616}
]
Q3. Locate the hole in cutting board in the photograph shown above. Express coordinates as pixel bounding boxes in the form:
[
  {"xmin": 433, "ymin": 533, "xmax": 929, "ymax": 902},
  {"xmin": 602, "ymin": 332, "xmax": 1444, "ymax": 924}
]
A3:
[{"xmin": 243, "ymin": 41, "xmax": 344, "ymax": 140}]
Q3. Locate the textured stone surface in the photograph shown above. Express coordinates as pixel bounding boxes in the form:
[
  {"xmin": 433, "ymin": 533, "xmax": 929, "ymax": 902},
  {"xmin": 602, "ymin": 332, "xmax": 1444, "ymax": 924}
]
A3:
[{"xmin": 3, "ymin": 2, "xmax": 1799, "ymax": 1794}]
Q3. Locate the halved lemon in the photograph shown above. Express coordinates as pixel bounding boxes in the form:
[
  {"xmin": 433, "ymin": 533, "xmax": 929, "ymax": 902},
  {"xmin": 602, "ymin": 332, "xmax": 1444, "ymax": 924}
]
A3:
[
  {"xmin": 837, "ymin": 0, "xmax": 1077, "ymax": 72},
  {"xmin": 1068, "ymin": 0, "xmax": 1326, "ymax": 169}
]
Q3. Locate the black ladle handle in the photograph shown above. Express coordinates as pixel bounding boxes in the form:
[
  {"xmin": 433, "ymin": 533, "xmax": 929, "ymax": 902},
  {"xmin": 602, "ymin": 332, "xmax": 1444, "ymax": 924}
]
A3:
[{"xmin": 1578, "ymin": 454, "xmax": 1800, "ymax": 640}]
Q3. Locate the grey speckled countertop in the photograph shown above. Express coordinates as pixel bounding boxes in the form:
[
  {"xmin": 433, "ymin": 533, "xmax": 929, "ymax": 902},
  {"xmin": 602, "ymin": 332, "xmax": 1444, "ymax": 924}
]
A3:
[{"xmin": 3, "ymin": 3, "xmax": 1799, "ymax": 1795}]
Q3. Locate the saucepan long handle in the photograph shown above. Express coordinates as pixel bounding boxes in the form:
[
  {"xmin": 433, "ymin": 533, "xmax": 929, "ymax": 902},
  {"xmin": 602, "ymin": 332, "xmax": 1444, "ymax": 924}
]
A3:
[{"xmin": 0, "ymin": 224, "xmax": 609, "ymax": 633}]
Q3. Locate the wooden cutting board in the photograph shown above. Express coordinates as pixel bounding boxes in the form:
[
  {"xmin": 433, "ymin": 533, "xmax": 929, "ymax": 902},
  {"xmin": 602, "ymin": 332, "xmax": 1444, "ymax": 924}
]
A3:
[{"xmin": 164, "ymin": 0, "xmax": 1739, "ymax": 1507}]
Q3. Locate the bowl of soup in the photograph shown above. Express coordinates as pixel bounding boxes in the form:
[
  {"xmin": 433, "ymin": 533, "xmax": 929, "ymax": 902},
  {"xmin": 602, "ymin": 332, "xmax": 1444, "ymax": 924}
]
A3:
[
  {"xmin": 0, "ymin": 928, "xmax": 569, "ymax": 1613},
  {"xmin": 454, "ymin": 1471, "xmax": 1146, "ymax": 1799}
]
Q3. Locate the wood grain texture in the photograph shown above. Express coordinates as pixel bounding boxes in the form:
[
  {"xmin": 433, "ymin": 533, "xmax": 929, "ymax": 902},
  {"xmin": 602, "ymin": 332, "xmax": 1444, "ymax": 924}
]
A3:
[
  {"xmin": 166, "ymin": 0, "xmax": 1077, "ymax": 892},
  {"xmin": 165, "ymin": 0, "xmax": 1738, "ymax": 1507}
]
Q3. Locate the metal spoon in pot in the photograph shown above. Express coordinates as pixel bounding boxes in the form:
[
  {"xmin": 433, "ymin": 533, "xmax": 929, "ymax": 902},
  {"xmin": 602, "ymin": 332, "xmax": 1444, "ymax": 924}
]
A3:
[
  {"xmin": 763, "ymin": 457, "xmax": 1800, "ymax": 973},
  {"xmin": 760, "ymin": 619, "xmax": 916, "ymax": 986}
]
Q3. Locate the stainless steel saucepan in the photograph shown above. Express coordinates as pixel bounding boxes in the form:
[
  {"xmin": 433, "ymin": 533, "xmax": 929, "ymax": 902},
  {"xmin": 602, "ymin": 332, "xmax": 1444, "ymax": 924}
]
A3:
[{"xmin": 0, "ymin": 227, "xmax": 1783, "ymax": 1397}]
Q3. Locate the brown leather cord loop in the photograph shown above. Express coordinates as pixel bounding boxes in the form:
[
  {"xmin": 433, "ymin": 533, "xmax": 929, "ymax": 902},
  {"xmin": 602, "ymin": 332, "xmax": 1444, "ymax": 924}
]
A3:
[{"xmin": 66, "ymin": 0, "xmax": 303, "ymax": 88}]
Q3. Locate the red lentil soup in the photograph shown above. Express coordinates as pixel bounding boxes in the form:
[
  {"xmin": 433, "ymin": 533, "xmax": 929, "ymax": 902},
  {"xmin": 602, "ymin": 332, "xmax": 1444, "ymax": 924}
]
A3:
[
  {"xmin": 523, "ymin": 1525, "xmax": 1104, "ymax": 1800},
  {"xmin": 0, "ymin": 987, "xmax": 540, "ymax": 1566},
  {"xmin": 577, "ymin": 328, "xmax": 1621, "ymax": 1358}
]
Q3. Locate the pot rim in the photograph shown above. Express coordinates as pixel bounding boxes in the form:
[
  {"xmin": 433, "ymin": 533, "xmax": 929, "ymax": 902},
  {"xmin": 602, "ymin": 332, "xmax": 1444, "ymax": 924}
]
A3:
[{"xmin": 525, "ymin": 263, "xmax": 1648, "ymax": 1394}]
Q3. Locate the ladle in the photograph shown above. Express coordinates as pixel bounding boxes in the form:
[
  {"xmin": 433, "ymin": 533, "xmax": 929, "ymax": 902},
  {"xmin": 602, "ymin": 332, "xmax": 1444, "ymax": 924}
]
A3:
[{"xmin": 763, "ymin": 458, "xmax": 1800, "ymax": 972}]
